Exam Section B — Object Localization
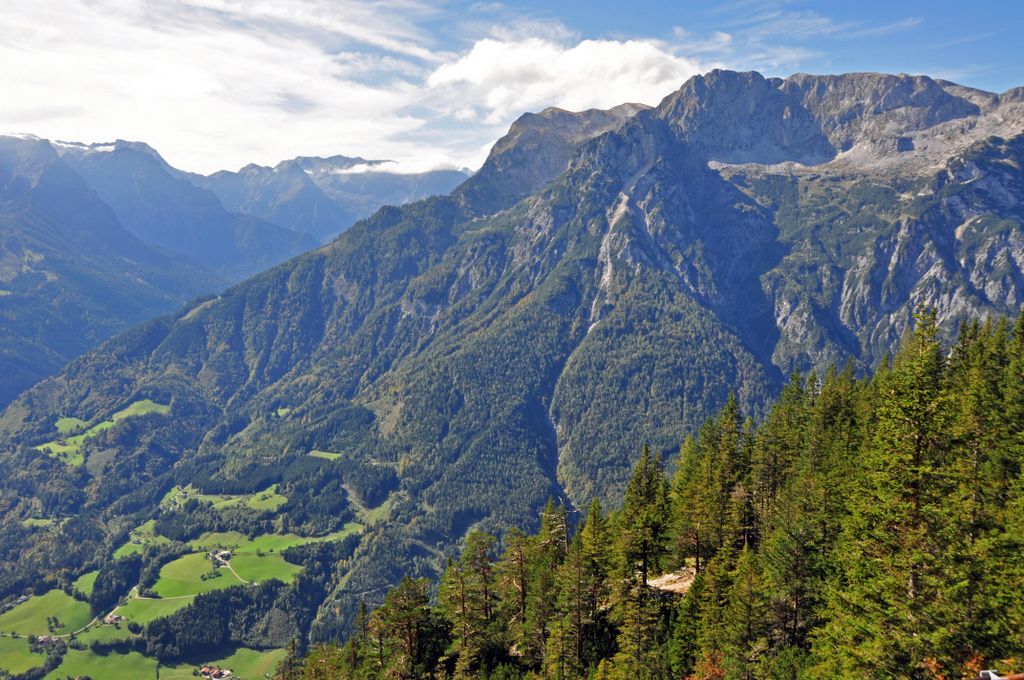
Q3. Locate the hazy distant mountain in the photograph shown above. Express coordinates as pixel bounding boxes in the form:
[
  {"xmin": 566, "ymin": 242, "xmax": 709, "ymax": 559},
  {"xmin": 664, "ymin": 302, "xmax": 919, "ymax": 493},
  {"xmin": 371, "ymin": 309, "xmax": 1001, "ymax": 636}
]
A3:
[
  {"xmin": 57, "ymin": 140, "xmax": 319, "ymax": 280},
  {"xmin": 198, "ymin": 155, "xmax": 470, "ymax": 241},
  {"xmin": 4, "ymin": 70, "xmax": 1024, "ymax": 643},
  {"xmin": 0, "ymin": 135, "xmax": 220, "ymax": 407}
]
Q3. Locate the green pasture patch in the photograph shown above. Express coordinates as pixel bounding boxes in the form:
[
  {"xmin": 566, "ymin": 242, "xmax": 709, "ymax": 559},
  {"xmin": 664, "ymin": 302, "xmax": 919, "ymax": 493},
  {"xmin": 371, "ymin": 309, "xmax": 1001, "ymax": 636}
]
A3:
[
  {"xmin": 72, "ymin": 571, "xmax": 98, "ymax": 598},
  {"xmin": 161, "ymin": 646, "xmax": 286, "ymax": 680},
  {"xmin": 43, "ymin": 648, "xmax": 157, "ymax": 680},
  {"xmin": 117, "ymin": 596, "xmax": 192, "ymax": 625},
  {"xmin": 76, "ymin": 622, "xmax": 136, "ymax": 644},
  {"xmin": 153, "ymin": 553, "xmax": 245, "ymax": 598},
  {"xmin": 162, "ymin": 484, "xmax": 287, "ymax": 513},
  {"xmin": 229, "ymin": 554, "xmax": 302, "ymax": 584},
  {"xmin": 21, "ymin": 518, "xmax": 56, "ymax": 529},
  {"xmin": 36, "ymin": 400, "xmax": 170, "ymax": 467},
  {"xmin": 309, "ymin": 450, "xmax": 341, "ymax": 460},
  {"xmin": 247, "ymin": 485, "xmax": 287, "ymax": 512},
  {"xmin": 111, "ymin": 399, "xmax": 170, "ymax": 420},
  {"xmin": 55, "ymin": 417, "xmax": 87, "ymax": 435},
  {"xmin": 190, "ymin": 524, "xmax": 363, "ymax": 555},
  {"xmin": 0, "ymin": 636, "xmax": 47, "ymax": 675},
  {"xmin": 0, "ymin": 590, "xmax": 92, "ymax": 636},
  {"xmin": 113, "ymin": 519, "xmax": 172, "ymax": 558}
]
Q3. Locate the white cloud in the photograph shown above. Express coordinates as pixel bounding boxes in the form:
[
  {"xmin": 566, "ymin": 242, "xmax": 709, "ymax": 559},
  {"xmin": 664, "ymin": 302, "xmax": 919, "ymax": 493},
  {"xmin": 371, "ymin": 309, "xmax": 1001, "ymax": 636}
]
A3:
[
  {"xmin": 427, "ymin": 38, "xmax": 708, "ymax": 124},
  {"xmin": 0, "ymin": 0, "xmax": 720, "ymax": 175}
]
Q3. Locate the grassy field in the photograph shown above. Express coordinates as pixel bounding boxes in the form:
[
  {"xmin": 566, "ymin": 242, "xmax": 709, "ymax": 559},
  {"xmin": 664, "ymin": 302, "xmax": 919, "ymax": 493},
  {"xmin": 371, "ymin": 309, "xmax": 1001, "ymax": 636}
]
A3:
[
  {"xmin": 309, "ymin": 449, "xmax": 341, "ymax": 460},
  {"xmin": 247, "ymin": 485, "xmax": 288, "ymax": 512},
  {"xmin": 0, "ymin": 636, "xmax": 46, "ymax": 675},
  {"xmin": 43, "ymin": 648, "xmax": 157, "ymax": 680},
  {"xmin": 190, "ymin": 524, "xmax": 363, "ymax": 555},
  {"xmin": 76, "ymin": 622, "xmax": 136, "ymax": 644},
  {"xmin": 117, "ymin": 596, "xmax": 193, "ymax": 625},
  {"xmin": 36, "ymin": 399, "xmax": 170, "ymax": 467},
  {"xmin": 162, "ymin": 646, "xmax": 286, "ymax": 679},
  {"xmin": 230, "ymin": 554, "xmax": 302, "ymax": 584},
  {"xmin": 359, "ymin": 494, "xmax": 396, "ymax": 525},
  {"xmin": 0, "ymin": 590, "xmax": 92, "ymax": 636},
  {"xmin": 72, "ymin": 571, "xmax": 98, "ymax": 597},
  {"xmin": 162, "ymin": 484, "xmax": 288, "ymax": 513},
  {"xmin": 112, "ymin": 399, "xmax": 170, "ymax": 420},
  {"xmin": 113, "ymin": 519, "xmax": 173, "ymax": 558},
  {"xmin": 55, "ymin": 416, "xmax": 87, "ymax": 435},
  {"xmin": 153, "ymin": 553, "xmax": 246, "ymax": 598}
]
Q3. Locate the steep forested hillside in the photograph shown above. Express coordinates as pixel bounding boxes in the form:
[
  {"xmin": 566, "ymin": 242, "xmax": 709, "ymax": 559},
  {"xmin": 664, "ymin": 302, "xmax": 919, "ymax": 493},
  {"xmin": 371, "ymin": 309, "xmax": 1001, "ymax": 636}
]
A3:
[
  {"xmin": 281, "ymin": 310, "xmax": 1024, "ymax": 679},
  {"xmin": 57, "ymin": 140, "xmax": 319, "ymax": 280},
  {"xmin": 2, "ymin": 71, "xmax": 1024, "ymax": 662},
  {"xmin": 0, "ymin": 136, "xmax": 221, "ymax": 408}
]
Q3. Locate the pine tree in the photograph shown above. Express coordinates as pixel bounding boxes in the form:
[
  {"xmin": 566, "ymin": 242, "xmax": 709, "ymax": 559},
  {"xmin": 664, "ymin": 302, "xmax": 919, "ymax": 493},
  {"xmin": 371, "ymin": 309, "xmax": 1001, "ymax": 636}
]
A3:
[
  {"xmin": 612, "ymin": 446, "xmax": 670, "ymax": 673},
  {"xmin": 523, "ymin": 500, "xmax": 568, "ymax": 668},
  {"xmin": 439, "ymin": 531, "xmax": 498, "ymax": 678},
  {"xmin": 721, "ymin": 546, "xmax": 770, "ymax": 680},
  {"xmin": 617, "ymin": 446, "xmax": 670, "ymax": 587},
  {"xmin": 275, "ymin": 637, "xmax": 305, "ymax": 680},
  {"xmin": 370, "ymin": 577, "xmax": 437, "ymax": 679},
  {"xmin": 812, "ymin": 308, "xmax": 956, "ymax": 678},
  {"xmin": 496, "ymin": 528, "xmax": 531, "ymax": 654},
  {"xmin": 751, "ymin": 370, "xmax": 806, "ymax": 528},
  {"xmin": 581, "ymin": 498, "xmax": 611, "ymax": 619}
]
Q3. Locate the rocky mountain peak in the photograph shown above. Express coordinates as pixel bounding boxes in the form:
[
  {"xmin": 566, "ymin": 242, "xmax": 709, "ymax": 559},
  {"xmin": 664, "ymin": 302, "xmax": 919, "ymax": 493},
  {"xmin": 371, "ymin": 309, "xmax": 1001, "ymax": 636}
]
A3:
[{"xmin": 648, "ymin": 70, "xmax": 1023, "ymax": 169}]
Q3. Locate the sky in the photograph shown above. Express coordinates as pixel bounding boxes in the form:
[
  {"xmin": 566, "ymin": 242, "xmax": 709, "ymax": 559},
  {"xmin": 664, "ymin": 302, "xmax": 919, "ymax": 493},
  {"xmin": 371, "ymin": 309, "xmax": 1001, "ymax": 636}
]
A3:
[{"xmin": 2, "ymin": 0, "xmax": 1021, "ymax": 175}]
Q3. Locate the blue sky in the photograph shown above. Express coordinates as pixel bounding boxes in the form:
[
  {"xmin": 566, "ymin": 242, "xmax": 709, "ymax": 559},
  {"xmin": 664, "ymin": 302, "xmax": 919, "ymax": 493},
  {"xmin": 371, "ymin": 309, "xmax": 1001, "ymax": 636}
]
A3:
[
  {"xmin": 2, "ymin": 0, "xmax": 1020, "ymax": 173},
  {"xmin": 453, "ymin": 0, "xmax": 1023, "ymax": 90}
]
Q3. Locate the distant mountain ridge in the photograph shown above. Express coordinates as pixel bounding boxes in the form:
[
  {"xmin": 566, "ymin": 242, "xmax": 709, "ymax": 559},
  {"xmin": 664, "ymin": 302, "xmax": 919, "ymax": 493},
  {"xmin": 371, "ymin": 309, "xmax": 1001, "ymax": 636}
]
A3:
[
  {"xmin": 56, "ymin": 140, "xmax": 319, "ymax": 279},
  {"xmin": 0, "ymin": 135, "xmax": 468, "ymax": 408},
  {"xmin": 0, "ymin": 135, "xmax": 221, "ymax": 406},
  {"xmin": 2, "ymin": 70, "xmax": 1024, "ymax": 645},
  {"xmin": 197, "ymin": 155, "xmax": 470, "ymax": 241}
]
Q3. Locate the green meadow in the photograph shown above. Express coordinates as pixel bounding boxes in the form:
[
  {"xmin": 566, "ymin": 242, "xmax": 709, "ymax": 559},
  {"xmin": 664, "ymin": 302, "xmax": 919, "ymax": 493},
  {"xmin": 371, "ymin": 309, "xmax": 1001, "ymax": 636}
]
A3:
[
  {"xmin": 0, "ymin": 636, "xmax": 46, "ymax": 675},
  {"xmin": 0, "ymin": 590, "xmax": 92, "ymax": 636},
  {"xmin": 113, "ymin": 518, "xmax": 172, "ymax": 558},
  {"xmin": 72, "ymin": 570, "xmax": 98, "ymax": 597},
  {"xmin": 117, "ymin": 596, "xmax": 193, "ymax": 625},
  {"xmin": 21, "ymin": 518, "xmax": 58, "ymax": 529},
  {"xmin": 76, "ymin": 622, "xmax": 136, "ymax": 644},
  {"xmin": 190, "ymin": 524, "xmax": 363, "ymax": 554},
  {"xmin": 153, "ymin": 553, "xmax": 246, "ymax": 598},
  {"xmin": 54, "ymin": 416, "xmax": 87, "ymax": 435},
  {"xmin": 43, "ymin": 648, "xmax": 157, "ymax": 680},
  {"xmin": 161, "ymin": 646, "xmax": 286, "ymax": 679},
  {"xmin": 161, "ymin": 484, "xmax": 288, "ymax": 513},
  {"xmin": 36, "ymin": 399, "xmax": 170, "ymax": 466},
  {"xmin": 229, "ymin": 554, "xmax": 302, "ymax": 584}
]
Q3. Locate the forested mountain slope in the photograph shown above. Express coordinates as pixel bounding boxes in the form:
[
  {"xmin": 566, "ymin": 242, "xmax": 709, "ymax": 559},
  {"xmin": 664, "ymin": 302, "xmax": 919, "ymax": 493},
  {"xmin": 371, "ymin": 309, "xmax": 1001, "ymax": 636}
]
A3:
[
  {"xmin": 0, "ymin": 136, "xmax": 221, "ymax": 408},
  {"xmin": 285, "ymin": 311, "xmax": 1024, "ymax": 679},
  {"xmin": 57, "ymin": 140, "xmax": 319, "ymax": 280},
  {"xmin": 2, "ymin": 71, "xmax": 1024, "ymax": 648}
]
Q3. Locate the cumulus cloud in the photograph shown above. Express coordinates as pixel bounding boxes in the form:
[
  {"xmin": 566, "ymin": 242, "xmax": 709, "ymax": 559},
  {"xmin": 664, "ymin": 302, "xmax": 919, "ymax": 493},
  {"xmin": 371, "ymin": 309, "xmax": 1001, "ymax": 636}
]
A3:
[
  {"xmin": 426, "ymin": 38, "xmax": 707, "ymax": 124},
  {"xmin": 2, "ymin": 0, "xmax": 920, "ymax": 175},
  {"xmin": 0, "ymin": 0, "xmax": 719, "ymax": 174}
]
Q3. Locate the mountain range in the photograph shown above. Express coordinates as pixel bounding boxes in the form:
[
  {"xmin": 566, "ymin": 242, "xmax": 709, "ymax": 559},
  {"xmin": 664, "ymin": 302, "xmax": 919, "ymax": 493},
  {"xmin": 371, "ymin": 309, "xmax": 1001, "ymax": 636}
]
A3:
[
  {"xmin": 0, "ymin": 136, "xmax": 469, "ymax": 409},
  {"xmin": 2, "ymin": 69, "xmax": 1024, "ymax": 644}
]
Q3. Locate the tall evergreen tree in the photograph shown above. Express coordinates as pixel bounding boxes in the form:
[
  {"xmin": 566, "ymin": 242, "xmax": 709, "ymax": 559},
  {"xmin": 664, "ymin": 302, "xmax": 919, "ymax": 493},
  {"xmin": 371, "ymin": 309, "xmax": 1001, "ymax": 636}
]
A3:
[{"xmin": 812, "ymin": 308, "xmax": 956, "ymax": 678}]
